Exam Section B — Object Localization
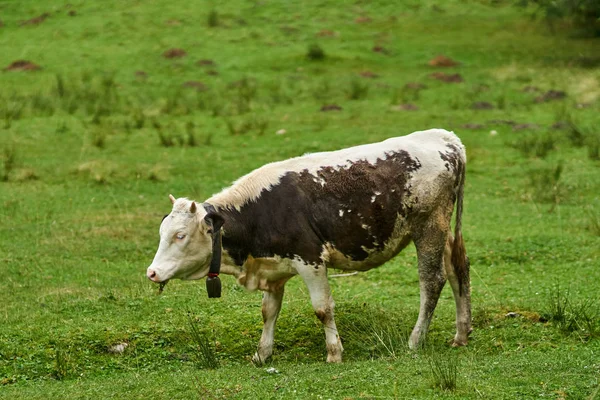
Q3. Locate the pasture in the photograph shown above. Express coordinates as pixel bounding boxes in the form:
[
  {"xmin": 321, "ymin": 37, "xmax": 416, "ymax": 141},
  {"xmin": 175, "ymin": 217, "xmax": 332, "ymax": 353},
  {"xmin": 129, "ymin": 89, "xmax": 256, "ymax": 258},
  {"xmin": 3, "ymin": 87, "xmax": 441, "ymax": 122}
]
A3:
[{"xmin": 1, "ymin": 0, "xmax": 599, "ymax": 398}]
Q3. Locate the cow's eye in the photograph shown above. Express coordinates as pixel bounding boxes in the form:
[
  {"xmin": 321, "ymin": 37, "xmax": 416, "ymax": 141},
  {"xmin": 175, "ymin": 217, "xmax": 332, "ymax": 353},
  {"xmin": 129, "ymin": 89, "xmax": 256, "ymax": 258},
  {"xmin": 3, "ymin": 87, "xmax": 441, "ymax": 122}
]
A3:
[{"xmin": 176, "ymin": 234, "xmax": 186, "ymax": 240}]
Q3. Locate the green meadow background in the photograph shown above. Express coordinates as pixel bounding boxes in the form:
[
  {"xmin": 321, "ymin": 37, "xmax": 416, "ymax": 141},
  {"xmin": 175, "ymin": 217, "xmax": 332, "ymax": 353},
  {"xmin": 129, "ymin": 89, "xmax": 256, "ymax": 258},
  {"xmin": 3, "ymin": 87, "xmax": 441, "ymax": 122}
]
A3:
[{"xmin": 1, "ymin": 0, "xmax": 599, "ymax": 398}]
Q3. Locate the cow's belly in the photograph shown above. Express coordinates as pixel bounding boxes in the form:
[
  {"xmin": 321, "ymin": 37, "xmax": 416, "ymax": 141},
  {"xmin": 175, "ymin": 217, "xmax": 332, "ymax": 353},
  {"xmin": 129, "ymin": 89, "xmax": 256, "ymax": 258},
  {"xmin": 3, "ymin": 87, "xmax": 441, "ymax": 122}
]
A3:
[
  {"xmin": 321, "ymin": 218, "xmax": 413, "ymax": 271},
  {"xmin": 237, "ymin": 255, "xmax": 297, "ymax": 292}
]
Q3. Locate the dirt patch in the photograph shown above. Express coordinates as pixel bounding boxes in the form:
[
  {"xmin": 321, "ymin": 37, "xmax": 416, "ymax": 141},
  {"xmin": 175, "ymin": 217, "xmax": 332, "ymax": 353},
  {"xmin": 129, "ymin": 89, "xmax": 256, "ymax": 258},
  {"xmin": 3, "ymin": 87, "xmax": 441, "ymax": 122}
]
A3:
[
  {"xmin": 512, "ymin": 123, "xmax": 539, "ymax": 131},
  {"xmin": 320, "ymin": 104, "xmax": 342, "ymax": 112},
  {"xmin": 134, "ymin": 70, "xmax": 147, "ymax": 80},
  {"xmin": 535, "ymin": 90, "xmax": 566, "ymax": 103},
  {"xmin": 68, "ymin": 10, "xmax": 77, "ymax": 16},
  {"xmin": 316, "ymin": 29, "xmax": 336, "ymax": 37},
  {"xmin": 355, "ymin": 16, "xmax": 372, "ymax": 23},
  {"xmin": 487, "ymin": 119, "xmax": 516, "ymax": 126},
  {"xmin": 429, "ymin": 72, "xmax": 463, "ymax": 83},
  {"xmin": 4, "ymin": 60, "xmax": 42, "ymax": 71},
  {"xmin": 404, "ymin": 82, "xmax": 427, "ymax": 90},
  {"xmin": 462, "ymin": 123, "xmax": 484, "ymax": 129},
  {"xmin": 20, "ymin": 13, "xmax": 50, "ymax": 26},
  {"xmin": 206, "ymin": 70, "xmax": 219, "ymax": 76},
  {"xmin": 197, "ymin": 59, "xmax": 215, "ymax": 66},
  {"xmin": 166, "ymin": 19, "xmax": 182, "ymax": 26},
  {"xmin": 359, "ymin": 70, "xmax": 379, "ymax": 79},
  {"xmin": 372, "ymin": 45, "xmax": 388, "ymax": 54},
  {"xmin": 522, "ymin": 86, "xmax": 540, "ymax": 93},
  {"xmin": 163, "ymin": 48, "xmax": 187, "ymax": 59},
  {"xmin": 471, "ymin": 101, "xmax": 494, "ymax": 110},
  {"xmin": 428, "ymin": 55, "xmax": 459, "ymax": 67},
  {"xmin": 390, "ymin": 103, "xmax": 418, "ymax": 111},
  {"xmin": 182, "ymin": 81, "xmax": 207, "ymax": 91}
]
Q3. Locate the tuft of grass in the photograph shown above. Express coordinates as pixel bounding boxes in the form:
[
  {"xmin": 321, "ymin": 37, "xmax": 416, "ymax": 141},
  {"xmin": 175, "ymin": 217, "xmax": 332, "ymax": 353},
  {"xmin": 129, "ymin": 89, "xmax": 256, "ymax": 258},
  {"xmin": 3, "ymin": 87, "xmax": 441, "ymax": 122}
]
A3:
[
  {"xmin": 428, "ymin": 353, "xmax": 459, "ymax": 391},
  {"xmin": 306, "ymin": 43, "xmax": 326, "ymax": 61},
  {"xmin": 587, "ymin": 208, "xmax": 600, "ymax": 235},
  {"xmin": 586, "ymin": 133, "xmax": 600, "ymax": 160},
  {"xmin": 186, "ymin": 313, "xmax": 219, "ymax": 369},
  {"xmin": 510, "ymin": 131, "xmax": 557, "ymax": 158},
  {"xmin": 207, "ymin": 9, "xmax": 219, "ymax": 27},
  {"xmin": 527, "ymin": 162, "xmax": 564, "ymax": 208},
  {"xmin": 543, "ymin": 286, "xmax": 600, "ymax": 340},
  {"xmin": 347, "ymin": 78, "xmax": 369, "ymax": 100},
  {"xmin": 1, "ymin": 145, "xmax": 17, "ymax": 182},
  {"xmin": 52, "ymin": 346, "xmax": 71, "ymax": 381}
]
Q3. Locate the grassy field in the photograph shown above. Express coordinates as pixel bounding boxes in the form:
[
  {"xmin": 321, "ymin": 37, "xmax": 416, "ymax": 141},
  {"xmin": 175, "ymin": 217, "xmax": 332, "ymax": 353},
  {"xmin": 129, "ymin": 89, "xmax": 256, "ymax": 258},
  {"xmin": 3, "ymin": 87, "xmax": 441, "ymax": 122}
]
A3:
[{"xmin": 1, "ymin": 0, "xmax": 600, "ymax": 398}]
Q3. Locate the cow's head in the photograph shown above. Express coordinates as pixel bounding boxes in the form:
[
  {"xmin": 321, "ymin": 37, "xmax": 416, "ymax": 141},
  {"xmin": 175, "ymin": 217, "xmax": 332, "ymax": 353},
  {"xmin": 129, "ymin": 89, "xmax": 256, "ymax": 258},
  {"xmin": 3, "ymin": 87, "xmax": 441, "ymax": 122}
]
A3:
[{"xmin": 146, "ymin": 195, "xmax": 224, "ymax": 293}]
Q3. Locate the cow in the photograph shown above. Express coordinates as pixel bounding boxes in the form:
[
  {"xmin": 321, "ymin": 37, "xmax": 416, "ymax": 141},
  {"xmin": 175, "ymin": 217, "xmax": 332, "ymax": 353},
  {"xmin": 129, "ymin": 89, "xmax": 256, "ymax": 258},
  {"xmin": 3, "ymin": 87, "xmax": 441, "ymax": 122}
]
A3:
[{"xmin": 147, "ymin": 128, "xmax": 471, "ymax": 363}]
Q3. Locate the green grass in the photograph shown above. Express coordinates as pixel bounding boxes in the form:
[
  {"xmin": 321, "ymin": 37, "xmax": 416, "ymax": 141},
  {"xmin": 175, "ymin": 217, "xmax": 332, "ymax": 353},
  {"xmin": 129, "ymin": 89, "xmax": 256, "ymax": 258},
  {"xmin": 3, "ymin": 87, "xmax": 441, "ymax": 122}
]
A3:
[{"xmin": 1, "ymin": 0, "xmax": 600, "ymax": 398}]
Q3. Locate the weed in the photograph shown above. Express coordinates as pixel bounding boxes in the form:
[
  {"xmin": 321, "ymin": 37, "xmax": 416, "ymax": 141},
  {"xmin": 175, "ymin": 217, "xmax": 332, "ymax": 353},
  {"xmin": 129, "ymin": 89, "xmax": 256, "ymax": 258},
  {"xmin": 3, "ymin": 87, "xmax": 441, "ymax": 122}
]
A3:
[
  {"xmin": 91, "ymin": 129, "xmax": 107, "ymax": 149},
  {"xmin": 203, "ymin": 133, "xmax": 214, "ymax": 146},
  {"xmin": 510, "ymin": 132, "xmax": 557, "ymax": 158},
  {"xmin": 1, "ymin": 145, "xmax": 17, "ymax": 182},
  {"xmin": 306, "ymin": 43, "xmax": 326, "ymax": 61},
  {"xmin": 52, "ymin": 346, "xmax": 71, "ymax": 380},
  {"xmin": 154, "ymin": 121, "xmax": 174, "ymax": 147},
  {"xmin": 543, "ymin": 286, "xmax": 600, "ymax": 340},
  {"xmin": 207, "ymin": 9, "xmax": 219, "ymax": 27},
  {"xmin": 527, "ymin": 162, "xmax": 564, "ymax": 208},
  {"xmin": 428, "ymin": 352, "xmax": 459, "ymax": 391},
  {"xmin": 587, "ymin": 133, "xmax": 600, "ymax": 160},
  {"xmin": 587, "ymin": 208, "xmax": 600, "ymax": 235},
  {"xmin": 186, "ymin": 313, "xmax": 219, "ymax": 369},
  {"xmin": 347, "ymin": 78, "xmax": 369, "ymax": 100},
  {"xmin": 566, "ymin": 121, "xmax": 586, "ymax": 147},
  {"xmin": 186, "ymin": 121, "xmax": 198, "ymax": 147}
]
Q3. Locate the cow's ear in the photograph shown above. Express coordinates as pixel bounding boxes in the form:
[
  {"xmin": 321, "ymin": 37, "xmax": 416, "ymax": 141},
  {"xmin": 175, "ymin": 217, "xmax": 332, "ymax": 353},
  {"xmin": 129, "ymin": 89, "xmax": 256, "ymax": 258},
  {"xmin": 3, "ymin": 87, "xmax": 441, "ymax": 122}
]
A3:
[
  {"xmin": 203, "ymin": 212, "xmax": 224, "ymax": 233},
  {"xmin": 169, "ymin": 194, "xmax": 176, "ymax": 204},
  {"xmin": 190, "ymin": 201, "xmax": 197, "ymax": 214}
]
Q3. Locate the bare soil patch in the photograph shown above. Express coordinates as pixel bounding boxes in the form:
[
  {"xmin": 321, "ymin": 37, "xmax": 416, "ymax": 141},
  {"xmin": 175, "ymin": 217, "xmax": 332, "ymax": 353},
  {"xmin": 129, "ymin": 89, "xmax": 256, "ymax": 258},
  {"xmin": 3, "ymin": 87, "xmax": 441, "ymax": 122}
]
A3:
[
  {"xmin": 316, "ymin": 29, "xmax": 336, "ymax": 37},
  {"xmin": 372, "ymin": 45, "xmax": 388, "ymax": 54},
  {"xmin": 163, "ymin": 48, "xmax": 187, "ymax": 59},
  {"xmin": 197, "ymin": 59, "xmax": 215, "ymax": 66},
  {"xmin": 320, "ymin": 104, "xmax": 342, "ymax": 112},
  {"xmin": 471, "ymin": 101, "xmax": 494, "ymax": 110},
  {"xmin": 462, "ymin": 123, "xmax": 484, "ymax": 129},
  {"xmin": 404, "ymin": 82, "xmax": 427, "ymax": 90},
  {"xmin": 390, "ymin": 103, "xmax": 418, "ymax": 111},
  {"xmin": 429, "ymin": 72, "xmax": 463, "ymax": 83},
  {"xmin": 20, "ymin": 13, "xmax": 50, "ymax": 26},
  {"xmin": 535, "ymin": 90, "xmax": 566, "ymax": 103},
  {"xmin": 4, "ymin": 60, "xmax": 41, "ymax": 71},
  {"xmin": 428, "ymin": 55, "xmax": 460, "ymax": 67},
  {"xmin": 359, "ymin": 70, "xmax": 379, "ymax": 79}
]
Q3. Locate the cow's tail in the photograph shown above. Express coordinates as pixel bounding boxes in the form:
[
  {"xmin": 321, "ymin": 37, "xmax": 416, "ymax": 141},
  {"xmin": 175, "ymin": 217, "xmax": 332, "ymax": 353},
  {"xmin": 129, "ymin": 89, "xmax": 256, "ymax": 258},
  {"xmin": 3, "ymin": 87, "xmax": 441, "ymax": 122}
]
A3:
[{"xmin": 451, "ymin": 162, "xmax": 469, "ymax": 296}]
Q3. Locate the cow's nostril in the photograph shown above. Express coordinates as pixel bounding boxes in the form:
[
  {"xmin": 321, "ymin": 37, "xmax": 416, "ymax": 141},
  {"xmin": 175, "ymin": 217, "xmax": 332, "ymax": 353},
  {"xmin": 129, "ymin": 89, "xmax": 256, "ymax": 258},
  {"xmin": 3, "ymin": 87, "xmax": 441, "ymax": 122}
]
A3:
[{"xmin": 148, "ymin": 270, "xmax": 157, "ymax": 279}]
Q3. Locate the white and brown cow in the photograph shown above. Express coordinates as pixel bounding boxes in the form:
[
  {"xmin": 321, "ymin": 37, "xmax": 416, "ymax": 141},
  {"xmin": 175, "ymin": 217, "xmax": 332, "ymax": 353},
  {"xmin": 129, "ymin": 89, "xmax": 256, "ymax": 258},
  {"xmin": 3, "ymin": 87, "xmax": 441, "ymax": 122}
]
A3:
[{"xmin": 147, "ymin": 128, "xmax": 471, "ymax": 363}]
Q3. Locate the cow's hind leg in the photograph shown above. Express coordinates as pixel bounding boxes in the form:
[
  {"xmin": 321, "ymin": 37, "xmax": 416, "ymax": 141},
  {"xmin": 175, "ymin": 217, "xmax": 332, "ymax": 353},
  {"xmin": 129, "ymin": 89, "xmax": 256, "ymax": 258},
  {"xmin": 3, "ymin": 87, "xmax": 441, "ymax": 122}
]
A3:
[
  {"xmin": 443, "ymin": 237, "xmax": 472, "ymax": 346},
  {"xmin": 409, "ymin": 215, "xmax": 448, "ymax": 350},
  {"xmin": 252, "ymin": 286, "xmax": 285, "ymax": 364},
  {"xmin": 294, "ymin": 261, "xmax": 343, "ymax": 363}
]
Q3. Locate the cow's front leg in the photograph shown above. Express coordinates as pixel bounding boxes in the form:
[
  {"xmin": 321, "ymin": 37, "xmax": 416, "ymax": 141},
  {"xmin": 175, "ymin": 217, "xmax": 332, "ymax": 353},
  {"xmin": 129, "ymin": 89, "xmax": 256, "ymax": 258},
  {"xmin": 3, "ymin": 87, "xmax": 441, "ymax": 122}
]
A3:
[
  {"xmin": 252, "ymin": 287, "xmax": 284, "ymax": 365},
  {"xmin": 294, "ymin": 261, "xmax": 343, "ymax": 363}
]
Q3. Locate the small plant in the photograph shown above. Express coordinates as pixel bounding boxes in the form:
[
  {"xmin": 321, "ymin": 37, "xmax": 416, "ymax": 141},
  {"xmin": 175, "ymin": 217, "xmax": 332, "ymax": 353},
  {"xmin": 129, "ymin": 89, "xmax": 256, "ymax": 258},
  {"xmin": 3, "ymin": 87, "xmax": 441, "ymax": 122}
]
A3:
[
  {"xmin": 207, "ymin": 9, "xmax": 219, "ymax": 27},
  {"xmin": 186, "ymin": 121, "xmax": 198, "ymax": 147},
  {"xmin": 187, "ymin": 313, "xmax": 219, "ymax": 369},
  {"xmin": 528, "ymin": 162, "xmax": 564, "ymax": 209},
  {"xmin": 566, "ymin": 121, "xmax": 586, "ymax": 147},
  {"xmin": 587, "ymin": 208, "xmax": 600, "ymax": 236},
  {"xmin": 1, "ymin": 145, "xmax": 17, "ymax": 182},
  {"xmin": 91, "ymin": 129, "xmax": 107, "ymax": 149},
  {"xmin": 428, "ymin": 353, "xmax": 459, "ymax": 391},
  {"xmin": 347, "ymin": 78, "xmax": 369, "ymax": 100},
  {"xmin": 542, "ymin": 286, "xmax": 600, "ymax": 340},
  {"xmin": 52, "ymin": 346, "xmax": 70, "ymax": 380},
  {"xmin": 587, "ymin": 133, "xmax": 600, "ymax": 160},
  {"xmin": 510, "ymin": 132, "xmax": 557, "ymax": 158},
  {"xmin": 306, "ymin": 43, "xmax": 326, "ymax": 61}
]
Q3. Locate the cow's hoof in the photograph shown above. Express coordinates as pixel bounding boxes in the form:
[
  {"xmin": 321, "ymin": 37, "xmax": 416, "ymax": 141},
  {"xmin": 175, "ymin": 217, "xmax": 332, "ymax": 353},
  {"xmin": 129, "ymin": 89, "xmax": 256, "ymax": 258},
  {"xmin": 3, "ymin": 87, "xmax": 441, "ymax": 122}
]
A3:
[
  {"xmin": 451, "ymin": 338, "xmax": 468, "ymax": 347},
  {"xmin": 252, "ymin": 352, "xmax": 271, "ymax": 365}
]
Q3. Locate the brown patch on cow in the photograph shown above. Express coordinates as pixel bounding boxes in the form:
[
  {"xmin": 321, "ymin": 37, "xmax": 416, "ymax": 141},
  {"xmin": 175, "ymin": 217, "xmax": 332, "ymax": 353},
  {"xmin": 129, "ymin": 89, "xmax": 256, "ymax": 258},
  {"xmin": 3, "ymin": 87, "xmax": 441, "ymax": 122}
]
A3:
[
  {"xmin": 320, "ymin": 104, "xmax": 342, "ymax": 112},
  {"xmin": 163, "ymin": 48, "xmax": 187, "ymax": 59},
  {"xmin": 359, "ymin": 70, "xmax": 379, "ymax": 79},
  {"xmin": 471, "ymin": 101, "xmax": 494, "ymax": 110},
  {"xmin": 182, "ymin": 81, "xmax": 207, "ymax": 91},
  {"xmin": 315, "ymin": 309, "xmax": 328, "ymax": 324},
  {"xmin": 428, "ymin": 55, "xmax": 460, "ymax": 67},
  {"xmin": 355, "ymin": 16, "xmax": 372, "ymax": 23},
  {"xmin": 316, "ymin": 29, "xmax": 336, "ymax": 37},
  {"xmin": 219, "ymin": 151, "xmax": 422, "ymax": 266},
  {"xmin": 372, "ymin": 45, "xmax": 388, "ymax": 54},
  {"xmin": 535, "ymin": 90, "xmax": 566, "ymax": 103},
  {"xmin": 429, "ymin": 72, "xmax": 464, "ymax": 83},
  {"xmin": 197, "ymin": 59, "xmax": 215, "ymax": 66},
  {"xmin": 390, "ymin": 103, "xmax": 418, "ymax": 111},
  {"xmin": 20, "ymin": 13, "xmax": 50, "ymax": 26},
  {"xmin": 4, "ymin": 60, "xmax": 41, "ymax": 71}
]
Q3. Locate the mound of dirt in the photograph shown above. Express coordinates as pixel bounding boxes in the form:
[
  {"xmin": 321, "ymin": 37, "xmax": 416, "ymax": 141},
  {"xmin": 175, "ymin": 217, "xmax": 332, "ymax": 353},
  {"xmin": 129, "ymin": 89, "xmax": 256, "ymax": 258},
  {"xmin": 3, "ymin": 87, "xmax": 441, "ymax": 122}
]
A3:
[
  {"xmin": 182, "ymin": 81, "xmax": 207, "ymax": 91},
  {"xmin": 372, "ymin": 45, "xmax": 388, "ymax": 54},
  {"xmin": 535, "ymin": 90, "xmax": 566, "ymax": 103},
  {"xmin": 163, "ymin": 48, "xmax": 187, "ymax": 59},
  {"xmin": 4, "ymin": 60, "xmax": 41, "ymax": 71},
  {"xmin": 320, "ymin": 104, "xmax": 342, "ymax": 112},
  {"xmin": 429, "ymin": 72, "xmax": 463, "ymax": 83},
  {"xmin": 471, "ymin": 101, "xmax": 494, "ymax": 110},
  {"xmin": 20, "ymin": 13, "xmax": 50, "ymax": 26},
  {"xmin": 428, "ymin": 55, "xmax": 459, "ymax": 67},
  {"xmin": 196, "ymin": 59, "xmax": 215, "ymax": 66}
]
